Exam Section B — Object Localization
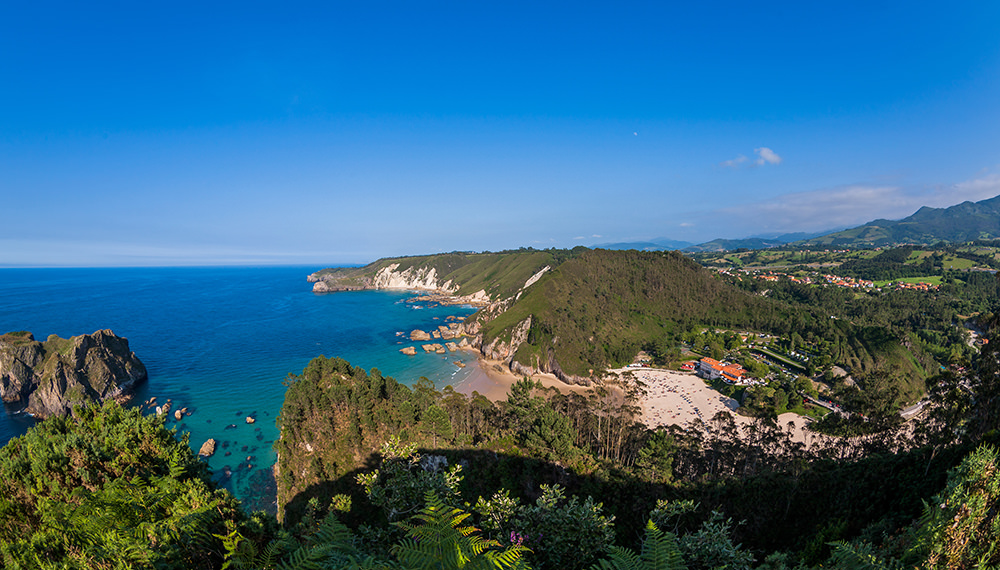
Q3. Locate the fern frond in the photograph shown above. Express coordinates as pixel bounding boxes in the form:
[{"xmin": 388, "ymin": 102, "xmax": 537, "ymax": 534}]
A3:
[
  {"xmin": 640, "ymin": 522, "xmax": 685, "ymax": 570},
  {"xmin": 393, "ymin": 491, "xmax": 528, "ymax": 570},
  {"xmin": 828, "ymin": 541, "xmax": 903, "ymax": 570},
  {"xmin": 591, "ymin": 521, "xmax": 684, "ymax": 570}
]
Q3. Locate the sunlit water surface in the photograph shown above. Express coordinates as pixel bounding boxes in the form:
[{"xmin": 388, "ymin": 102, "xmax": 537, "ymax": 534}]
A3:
[{"xmin": 0, "ymin": 266, "xmax": 478, "ymax": 511}]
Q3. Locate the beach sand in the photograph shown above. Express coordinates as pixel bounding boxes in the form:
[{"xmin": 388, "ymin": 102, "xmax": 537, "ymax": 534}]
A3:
[
  {"xmin": 452, "ymin": 358, "xmax": 819, "ymax": 445},
  {"xmin": 622, "ymin": 368, "xmax": 817, "ymax": 444},
  {"xmin": 625, "ymin": 368, "xmax": 739, "ymax": 431},
  {"xmin": 451, "ymin": 355, "xmax": 592, "ymax": 401}
]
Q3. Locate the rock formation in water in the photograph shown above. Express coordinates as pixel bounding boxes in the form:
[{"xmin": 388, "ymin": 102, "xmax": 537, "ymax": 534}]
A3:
[
  {"xmin": 199, "ymin": 438, "xmax": 217, "ymax": 457},
  {"xmin": 0, "ymin": 329, "xmax": 148, "ymax": 418}
]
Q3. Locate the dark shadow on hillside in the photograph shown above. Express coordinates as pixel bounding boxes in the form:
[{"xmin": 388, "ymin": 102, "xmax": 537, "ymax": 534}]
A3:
[
  {"xmin": 282, "ymin": 447, "xmax": 676, "ymax": 546},
  {"xmin": 281, "ymin": 441, "xmax": 976, "ymax": 559}
]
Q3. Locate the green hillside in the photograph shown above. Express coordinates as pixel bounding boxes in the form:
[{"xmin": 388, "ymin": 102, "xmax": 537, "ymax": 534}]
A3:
[
  {"xmin": 798, "ymin": 194, "xmax": 1000, "ymax": 248},
  {"xmin": 480, "ymin": 249, "xmax": 796, "ymax": 377},
  {"xmin": 478, "ymin": 249, "xmax": 945, "ymax": 405}
]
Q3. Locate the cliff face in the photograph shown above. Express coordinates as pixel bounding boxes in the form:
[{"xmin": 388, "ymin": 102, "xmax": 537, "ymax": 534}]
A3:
[
  {"xmin": 0, "ymin": 330, "xmax": 147, "ymax": 418},
  {"xmin": 310, "ymin": 263, "xmax": 460, "ymax": 294}
]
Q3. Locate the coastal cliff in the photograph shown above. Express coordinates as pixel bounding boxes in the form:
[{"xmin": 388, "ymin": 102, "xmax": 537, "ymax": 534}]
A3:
[
  {"xmin": 309, "ymin": 249, "xmax": 596, "ymax": 385},
  {"xmin": 0, "ymin": 330, "xmax": 147, "ymax": 418},
  {"xmin": 310, "ymin": 263, "xmax": 459, "ymax": 294}
]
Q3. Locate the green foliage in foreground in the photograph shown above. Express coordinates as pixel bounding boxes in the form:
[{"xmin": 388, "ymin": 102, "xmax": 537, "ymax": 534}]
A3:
[
  {"xmin": 3, "ymin": 371, "xmax": 1000, "ymax": 568},
  {"xmin": 0, "ymin": 401, "xmax": 253, "ymax": 569}
]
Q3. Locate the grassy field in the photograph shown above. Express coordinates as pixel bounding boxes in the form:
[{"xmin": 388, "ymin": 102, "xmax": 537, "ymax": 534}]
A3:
[
  {"xmin": 897, "ymin": 275, "xmax": 943, "ymax": 285},
  {"xmin": 941, "ymin": 256, "xmax": 975, "ymax": 270}
]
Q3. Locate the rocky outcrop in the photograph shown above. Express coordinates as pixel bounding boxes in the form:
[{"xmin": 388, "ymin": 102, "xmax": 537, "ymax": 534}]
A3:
[
  {"xmin": 410, "ymin": 329, "xmax": 431, "ymax": 341},
  {"xmin": 482, "ymin": 317, "xmax": 532, "ymax": 362},
  {"xmin": 199, "ymin": 439, "xmax": 217, "ymax": 457},
  {"xmin": 312, "ymin": 281, "xmax": 369, "ymax": 293},
  {"xmin": 399, "ymin": 346, "xmax": 417, "ymax": 356},
  {"xmin": 0, "ymin": 330, "xmax": 147, "ymax": 418},
  {"xmin": 477, "ymin": 316, "xmax": 592, "ymax": 386}
]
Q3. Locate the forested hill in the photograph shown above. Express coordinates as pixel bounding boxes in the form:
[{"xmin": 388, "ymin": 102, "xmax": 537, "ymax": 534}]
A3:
[
  {"xmin": 478, "ymin": 249, "xmax": 790, "ymax": 379},
  {"xmin": 797, "ymin": 193, "xmax": 1000, "ymax": 248},
  {"xmin": 477, "ymin": 249, "xmax": 934, "ymax": 395}
]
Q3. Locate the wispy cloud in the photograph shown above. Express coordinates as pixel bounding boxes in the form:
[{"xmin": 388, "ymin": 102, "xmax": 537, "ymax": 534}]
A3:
[
  {"xmin": 720, "ymin": 155, "xmax": 748, "ymax": 168},
  {"xmin": 711, "ymin": 171, "xmax": 1000, "ymax": 236},
  {"xmin": 720, "ymin": 147, "xmax": 782, "ymax": 168},
  {"xmin": 754, "ymin": 147, "xmax": 782, "ymax": 166}
]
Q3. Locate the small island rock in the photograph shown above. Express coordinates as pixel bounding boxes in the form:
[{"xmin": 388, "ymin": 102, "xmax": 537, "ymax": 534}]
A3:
[
  {"xmin": 399, "ymin": 346, "xmax": 417, "ymax": 355},
  {"xmin": 199, "ymin": 439, "xmax": 217, "ymax": 457},
  {"xmin": 409, "ymin": 329, "xmax": 431, "ymax": 341}
]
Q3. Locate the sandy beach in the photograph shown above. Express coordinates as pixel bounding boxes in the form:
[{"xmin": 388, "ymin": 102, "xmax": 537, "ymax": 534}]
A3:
[
  {"xmin": 621, "ymin": 367, "xmax": 818, "ymax": 445},
  {"xmin": 625, "ymin": 368, "xmax": 740, "ymax": 430},
  {"xmin": 452, "ymin": 358, "xmax": 819, "ymax": 446},
  {"xmin": 451, "ymin": 355, "xmax": 592, "ymax": 401}
]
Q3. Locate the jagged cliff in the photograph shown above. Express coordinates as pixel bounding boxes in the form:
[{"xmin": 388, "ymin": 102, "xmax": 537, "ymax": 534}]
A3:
[{"xmin": 0, "ymin": 330, "xmax": 147, "ymax": 418}]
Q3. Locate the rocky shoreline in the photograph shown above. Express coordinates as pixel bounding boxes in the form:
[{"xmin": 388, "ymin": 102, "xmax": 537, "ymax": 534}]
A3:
[{"xmin": 309, "ymin": 264, "xmax": 594, "ymax": 387}]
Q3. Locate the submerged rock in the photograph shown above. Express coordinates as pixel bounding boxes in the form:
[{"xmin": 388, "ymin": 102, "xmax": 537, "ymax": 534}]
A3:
[{"xmin": 0, "ymin": 330, "xmax": 147, "ymax": 418}]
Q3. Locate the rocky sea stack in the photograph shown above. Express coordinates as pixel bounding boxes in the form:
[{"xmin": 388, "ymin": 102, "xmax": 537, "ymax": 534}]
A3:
[{"xmin": 0, "ymin": 329, "xmax": 147, "ymax": 418}]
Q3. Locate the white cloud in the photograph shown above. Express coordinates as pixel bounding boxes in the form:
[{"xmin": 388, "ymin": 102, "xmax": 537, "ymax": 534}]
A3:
[
  {"xmin": 592, "ymin": 234, "xmax": 602, "ymax": 238},
  {"xmin": 754, "ymin": 147, "xmax": 782, "ymax": 166},
  {"xmin": 710, "ymin": 170, "xmax": 1000, "ymax": 236},
  {"xmin": 573, "ymin": 236, "xmax": 585, "ymax": 240},
  {"xmin": 720, "ymin": 155, "xmax": 748, "ymax": 168},
  {"xmin": 720, "ymin": 147, "xmax": 782, "ymax": 168},
  {"xmin": 954, "ymin": 172, "xmax": 1000, "ymax": 197}
]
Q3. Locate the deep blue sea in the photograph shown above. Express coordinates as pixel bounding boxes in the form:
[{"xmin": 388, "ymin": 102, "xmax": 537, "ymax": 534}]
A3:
[{"xmin": 0, "ymin": 266, "xmax": 479, "ymax": 511}]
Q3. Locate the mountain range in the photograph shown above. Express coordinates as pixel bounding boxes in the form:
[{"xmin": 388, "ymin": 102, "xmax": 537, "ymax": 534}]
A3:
[{"xmin": 600, "ymin": 194, "xmax": 1000, "ymax": 252}]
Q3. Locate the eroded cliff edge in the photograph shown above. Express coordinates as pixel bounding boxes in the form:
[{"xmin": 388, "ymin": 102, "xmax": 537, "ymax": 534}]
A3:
[{"xmin": 0, "ymin": 330, "xmax": 147, "ymax": 418}]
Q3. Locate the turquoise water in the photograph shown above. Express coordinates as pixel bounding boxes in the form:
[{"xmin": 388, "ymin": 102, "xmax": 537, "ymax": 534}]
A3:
[{"xmin": 0, "ymin": 266, "xmax": 479, "ymax": 510}]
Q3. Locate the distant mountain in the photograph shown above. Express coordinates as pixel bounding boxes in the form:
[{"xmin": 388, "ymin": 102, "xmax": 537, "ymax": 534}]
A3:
[
  {"xmin": 798, "ymin": 195, "xmax": 1000, "ymax": 248},
  {"xmin": 595, "ymin": 237, "xmax": 693, "ymax": 251},
  {"xmin": 683, "ymin": 237, "xmax": 785, "ymax": 253},
  {"xmin": 748, "ymin": 230, "xmax": 839, "ymax": 242},
  {"xmin": 682, "ymin": 231, "xmax": 835, "ymax": 253}
]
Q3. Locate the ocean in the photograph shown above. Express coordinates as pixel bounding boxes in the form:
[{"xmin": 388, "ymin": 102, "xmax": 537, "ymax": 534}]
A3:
[{"xmin": 0, "ymin": 266, "xmax": 479, "ymax": 511}]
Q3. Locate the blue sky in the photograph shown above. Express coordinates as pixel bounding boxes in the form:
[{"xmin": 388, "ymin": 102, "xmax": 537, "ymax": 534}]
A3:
[{"xmin": 3, "ymin": 2, "xmax": 1000, "ymax": 266}]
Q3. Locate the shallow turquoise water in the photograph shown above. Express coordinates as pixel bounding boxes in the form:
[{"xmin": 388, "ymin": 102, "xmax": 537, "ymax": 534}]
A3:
[{"xmin": 0, "ymin": 266, "xmax": 478, "ymax": 509}]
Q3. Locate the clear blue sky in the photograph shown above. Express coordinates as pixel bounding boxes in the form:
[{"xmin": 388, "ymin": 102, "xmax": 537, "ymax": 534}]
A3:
[{"xmin": 3, "ymin": 1, "xmax": 999, "ymax": 266}]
